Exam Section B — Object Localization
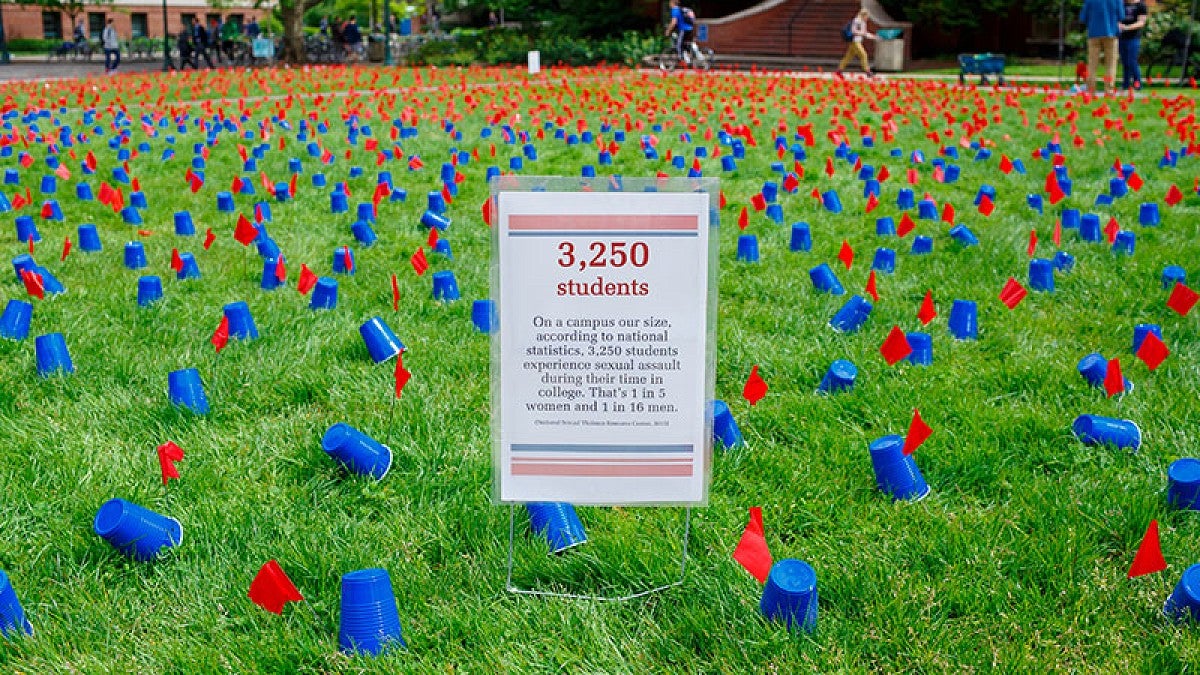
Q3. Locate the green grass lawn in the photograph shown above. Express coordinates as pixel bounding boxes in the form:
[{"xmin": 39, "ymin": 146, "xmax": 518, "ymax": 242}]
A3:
[{"xmin": 0, "ymin": 65, "xmax": 1198, "ymax": 671}]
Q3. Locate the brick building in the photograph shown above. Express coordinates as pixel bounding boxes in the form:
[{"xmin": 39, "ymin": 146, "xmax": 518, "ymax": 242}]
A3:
[{"xmin": 2, "ymin": 0, "xmax": 269, "ymax": 43}]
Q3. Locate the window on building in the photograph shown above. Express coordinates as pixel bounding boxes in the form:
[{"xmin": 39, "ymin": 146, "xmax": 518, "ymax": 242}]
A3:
[
  {"xmin": 206, "ymin": 13, "xmax": 221, "ymax": 28},
  {"xmin": 227, "ymin": 14, "xmax": 244, "ymax": 31},
  {"xmin": 131, "ymin": 13, "xmax": 148, "ymax": 38},
  {"xmin": 43, "ymin": 11, "xmax": 63, "ymax": 40},
  {"xmin": 181, "ymin": 13, "xmax": 196, "ymax": 31},
  {"xmin": 88, "ymin": 12, "xmax": 105, "ymax": 40}
]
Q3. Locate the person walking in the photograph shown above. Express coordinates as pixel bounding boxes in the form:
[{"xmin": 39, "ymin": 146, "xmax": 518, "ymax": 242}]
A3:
[
  {"xmin": 101, "ymin": 18, "xmax": 120, "ymax": 73},
  {"xmin": 665, "ymin": 0, "xmax": 695, "ymax": 63},
  {"xmin": 837, "ymin": 8, "xmax": 876, "ymax": 77},
  {"xmin": 342, "ymin": 16, "xmax": 363, "ymax": 61},
  {"xmin": 1079, "ymin": 0, "xmax": 1123, "ymax": 94},
  {"xmin": 1118, "ymin": 0, "xmax": 1148, "ymax": 90}
]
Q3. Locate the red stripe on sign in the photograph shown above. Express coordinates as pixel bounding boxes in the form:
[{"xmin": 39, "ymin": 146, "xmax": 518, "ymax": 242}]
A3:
[
  {"xmin": 511, "ymin": 462, "xmax": 694, "ymax": 477},
  {"xmin": 508, "ymin": 214, "xmax": 698, "ymax": 231}
]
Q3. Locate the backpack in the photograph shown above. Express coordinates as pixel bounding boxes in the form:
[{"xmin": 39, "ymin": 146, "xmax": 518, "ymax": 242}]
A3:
[
  {"xmin": 684, "ymin": 7, "xmax": 696, "ymax": 23},
  {"xmin": 842, "ymin": 20, "xmax": 854, "ymax": 42}
]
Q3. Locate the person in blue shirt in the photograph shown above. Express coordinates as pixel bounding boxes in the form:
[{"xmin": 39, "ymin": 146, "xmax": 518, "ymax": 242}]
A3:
[
  {"xmin": 1079, "ymin": 0, "xmax": 1124, "ymax": 94},
  {"xmin": 665, "ymin": 0, "xmax": 695, "ymax": 63},
  {"xmin": 246, "ymin": 17, "xmax": 261, "ymax": 39}
]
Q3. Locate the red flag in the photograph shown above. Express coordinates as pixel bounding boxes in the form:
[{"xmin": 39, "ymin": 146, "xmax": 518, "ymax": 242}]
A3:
[
  {"xmin": 248, "ymin": 560, "xmax": 304, "ymax": 615},
  {"xmin": 737, "ymin": 206, "xmax": 749, "ymax": 230},
  {"xmin": 750, "ymin": 193, "xmax": 766, "ymax": 211},
  {"xmin": 865, "ymin": 270, "xmax": 879, "ymax": 302},
  {"xmin": 1046, "ymin": 172, "xmax": 1065, "ymax": 204},
  {"xmin": 1126, "ymin": 171, "xmax": 1143, "ymax": 192},
  {"xmin": 275, "ymin": 256, "xmax": 286, "ymax": 283},
  {"xmin": 999, "ymin": 277, "xmax": 1027, "ymax": 309},
  {"xmin": 903, "ymin": 409, "xmax": 933, "ymax": 455},
  {"xmin": 61, "ymin": 236, "xmax": 71, "ymax": 261},
  {"xmin": 1027, "ymin": 229, "xmax": 1038, "ymax": 257},
  {"xmin": 999, "ymin": 154, "xmax": 1013, "ymax": 174},
  {"xmin": 411, "ymin": 247, "xmax": 429, "ymax": 276},
  {"xmin": 782, "ymin": 173, "xmax": 799, "ymax": 193},
  {"xmin": 742, "ymin": 365, "xmax": 767, "ymax": 406},
  {"xmin": 394, "ymin": 354, "xmax": 412, "ymax": 398},
  {"xmin": 427, "ymin": 227, "xmax": 439, "ymax": 249},
  {"xmin": 865, "ymin": 192, "xmax": 879, "ymax": 213},
  {"xmin": 1136, "ymin": 332, "xmax": 1170, "ymax": 371},
  {"xmin": 391, "ymin": 273, "xmax": 400, "ymax": 311},
  {"xmin": 877, "ymin": 165, "xmax": 890, "ymax": 182},
  {"xmin": 203, "ymin": 228, "xmax": 216, "ymax": 250},
  {"xmin": 1165, "ymin": 183, "xmax": 1184, "ymax": 206},
  {"xmin": 1104, "ymin": 357, "xmax": 1125, "ymax": 398},
  {"xmin": 824, "ymin": 157, "xmax": 835, "ymax": 177},
  {"xmin": 342, "ymin": 246, "xmax": 353, "ymax": 273},
  {"xmin": 297, "ymin": 264, "xmax": 318, "ymax": 295},
  {"xmin": 211, "ymin": 315, "xmax": 230, "ymax": 354},
  {"xmin": 85, "ymin": 150, "xmax": 97, "ymax": 171},
  {"xmin": 288, "ymin": 172, "xmax": 297, "ymax": 198},
  {"xmin": 1167, "ymin": 283, "xmax": 1198, "ymax": 316},
  {"xmin": 156, "ymin": 441, "xmax": 184, "ymax": 485},
  {"xmin": 1104, "ymin": 217, "xmax": 1120, "ymax": 244},
  {"xmin": 897, "ymin": 212, "xmax": 916, "ymax": 238},
  {"xmin": 837, "ymin": 240, "xmax": 854, "ymax": 270},
  {"xmin": 918, "ymin": 290, "xmax": 936, "ymax": 325},
  {"xmin": 234, "ymin": 214, "xmax": 257, "ymax": 245},
  {"xmin": 978, "ymin": 195, "xmax": 994, "ymax": 216},
  {"xmin": 1127, "ymin": 520, "xmax": 1168, "ymax": 578},
  {"xmin": 11, "ymin": 191, "xmax": 27, "ymax": 210},
  {"xmin": 171, "ymin": 248, "xmax": 184, "ymax": 273},
  {"xmin": 880, "ymin": 325, "xmax": 913, "ymax": 365},
  {"xmin": 1053, "ymin": 218, "xmax": 1062, "ymax": 247},
  {"xmin": 941, "ymin": 202, "xmax": 956, "ymax": 224},
  {"xmin": 54, "ymin": 163, "xmax": 70, "ymax": 181},
  {"xmin": 732, "ymin": 507, "xmax": 772, "ymax": 583},
  {"xmin": 28, "ymin": 234, "xmax": 34, "ymax": 254},
  {"xmin": 21, "ymin": 269, "xmax": 45, "ymax": 300},
  {"xmin": 481, "ymin": 197, "xmax": 494, "ymax": 226}
]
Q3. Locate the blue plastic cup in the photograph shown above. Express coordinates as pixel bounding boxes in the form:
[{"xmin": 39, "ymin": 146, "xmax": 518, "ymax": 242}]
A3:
[
  {"xmin": 1164, "ymin": 564, "xmax": 1200, "ymax": 623},
  {"xmin": 818, "ymin": 359, "xmax": 857, "ymax": 393},
  {"xmin": 737, "ymin": 234, "xmax": 760, "ymax": 263},
  {"xmin": 0, "ymin": 300, "xmax": 32, "ymax": 341},
  {"xmin": 762, "ymin": 181, "xmax": 778, "ymax": 202},
  {"xmin": 355, "ymin": 202, "xmax": 375, "ymax": 223},
  {"xmin": 1072, "ymin": 414, "xmax": 1141, "ymax": 450},
  {"xmin": 137, "ymin": 276, "xmax": 163, "ymax": 306},
  {"xmin": 223, "ymin": 301, "xmax": 259, "ymax": 340},
  {"xmin": 948, "ymin": 300, "xmax": 978, "ymax": 340},
  {"xmin": 311, "ymin": 277, "xmax": 338, "ymax": 310},
  {"xmin": 790, "ymin": 223, "xmax": 812, "ymax": 252},
  {"xmin": 1113, "ymin": 230, "xmax": 1136, "ymax": 255},
  {"xmin": 863, "ymin": 179, "xmax": 881, "ymax": 199},
  {"xmin": 11, "ymin": 254, "xmax": 35, "ymax": 283},
  {"xmin": 254, "ymin": 236, "xmax": 280, "ymax": 260},
  {"xmin": 39, "ymin": 175, "xmax": 55, "ymax": 194},
  {"xmin": 1059, "ymin": 176, "xmax": 1073, "ymax": 195},
  {"xmin": 76, "ymin": 182, "xmax": 93, "ymax": 201},
  {"xmin": 313, "ymin": 173, "xmax": 327, "ymax": 188},
  {"xmin": 2, "ymin": 169, "xmax": 17, "ymax": 185},
  {"xmin": 338, "ymin": 568, "xmax": 406, "ymax": 656},
  {"xmin": 1080, "ymin": 214, "xmax": 1102, "ymax": 242},
  {"xmin": 765, "ymin": 203, "xmax": 783, "ymax": 223},
  {"xmin": 77, "ymin": 224, "xmax": 101, "ymax": 252},
  {"xmin": 875, "ymin": 217, "xmax": 896, "ymax": 237},
  {"xmin": 944, "ymin": 165, "xmax": 961, "ymax": 182},
  {"xmin": 288, "ymin": 157, "xmax": 303, "ymax": 173},
  {"xmin": 948, "ymin": 224, "xmax": 979, "ymax": 247},
  {"xmin": 93, "ymin": 498, "xmax": 182, "ymax": 562},
  {"xmin": 34, "ymin": 266, "xmax": 63, "ymax": 296},
  {"xmin": 1061, "ymin": 208, "xmax": 1081, "ymax": 229},
  {"xmin": 238, "ymin": 179, "xmax": 256, "ymax": 195},
  {"xmin": 351, "ymin": 220, "xmax": 377, "ymax": 247},
  {"xmin": 1161, "ymin": 264, "xmax": 1190, "ymax": 288},
  {"xmin": 168, "ymin": 368, "xmax": 208, "ymax": 414},
  {"xmin": 896, "ymin": 188, "xmax": 915, "ymax": 209},
  {"xmin": 15, "ymin": 215, "xmax": 40, "ymax": 243},
  {"xmin": 712, "ymin": 400, "xmax": 744, "ymax": 449},
  {"xmin": 260, "ymin": 258, "xmax": 283, "ymax": 291},
  {"xmin": 1053, "ymin": 251, "xmax": 1075, "ymax": 273},
  {"xmin": 1026, "ymin": 193, "xmax": 1044, "ymax": 214},
  {"xmin": 420, "ymin": 210, "xmax": 451, "ymax": 231},
  {"xmin": 1133, "ymin": 324, "xmax": 1162, "ymax": 353},
  {"xmin": 427, "ymin": 190, "xmax": 447, "ymax": 214},
  {"xmin": 174, "ymin": 253, "xmax": 199, "ymax": 280},
  {"xmin": 472, "ymin": 299, "xmax": 498, "ymax": 333},
  {"xmin": 872, "ymin": 248, "xmax": 896, "ymax": 273},
  {"xmin": 130, "ymin": 192, "xmax": 148, "ymax": 209},
  {"xmin": 911, "ymin": 235, "xmax": 934, "ymax": 255},
  {"xmin": 907, "ymin": 332, "xmax": 933, "ymax": 366},
  {"xmin": 1029, "ymin": 258, "xmax": 1055, "ymax": 292},
  {"xmin": 858, "ymin": 165, "xmax": 875, "ymax": 180},
  {"xmin": 759, "ymin": 559, "xmax": 818, "ymax": 633},
  {"xmin": 526, "ymin": 502, "xmax": 588, "ymax": 554},
  {"xmin": 917, "ymin": 199, "xmax": 938, "ymax": 219},
  {"xmin": 34, "ymin": 332, "xmax": 73, "ymax": 377},
  {"xmin": 1140, "ymin": 202, "xmax": 1161, "ymax": 226},
  {"xmin": 433, "ymin": 239, "xmax": 453, "ymax": 259},
  {"xmin": 216, "ymin": 191, "xmax": 235, "ymax": 212},
  {"xmin": 809, "ymin": 263, "xmax": 845, "ymax": 295},
  {"xmin": 174, "ymin": 211, "xmax": 195, "ymax": 236},
  {"xmin": 432, "ymin": 270, "xmax": 461, "ymax": 302},
  {"xmin": 124, "ymin": 241, "xmax": 148, "ymax": 270},
  {"xmin": 1168, "ymin": 458, "xmax": 1200, "ymax": 510},
  {"xmin": 359, "ymin": 317, "xmax": 405, "ymax": 363},
  {"xmin": 1076, "ymin": 352, "xmax": 1108, "ymax": 387},
  {"xmin": 830, "ymin": 295, "xmax": 873, "ymax": 333},
  {"xmin": 322, "ymin": 423, "xmax": 393, "ymax": 480},
  {"xmin": 0, "ymin": 569, "xmax": 33, "ymax": 639},
  {"xmin": 821, "ymin": 190, "xmax": 843, "ymax": 214},
  {"xmin": 1109, "ymin": 177, "xmax": 1128, "ymax": 197},
  {"xmin": 869, "ymin": 434, "xmax": 930, "ymax": 501},
  {"xmin": 721, "ymin": 156, "xmax": 736, "ymax": 171},
  {"xmin": 331, "ymin": 192, "xmax": 348, "ymax": 213},
  {"xmin": 119, "ymin": 206, "xmax": 142, "ymax": 225}
]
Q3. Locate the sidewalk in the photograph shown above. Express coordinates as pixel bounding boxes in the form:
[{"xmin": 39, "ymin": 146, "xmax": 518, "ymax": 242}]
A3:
[{"xmin": 0, "ymin": 56, "xmax": 166, "ymax": 82}]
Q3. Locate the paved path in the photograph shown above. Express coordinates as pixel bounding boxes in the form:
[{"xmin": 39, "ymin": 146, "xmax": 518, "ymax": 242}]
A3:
[{"xmin": 0, "ymin": 58, "xmax": 165, "ymax": 82}]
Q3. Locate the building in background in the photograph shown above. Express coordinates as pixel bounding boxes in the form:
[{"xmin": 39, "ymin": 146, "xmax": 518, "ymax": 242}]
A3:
[{"xmin": 3, "ymin": 0, "xmax": 269, "ymax": 42}]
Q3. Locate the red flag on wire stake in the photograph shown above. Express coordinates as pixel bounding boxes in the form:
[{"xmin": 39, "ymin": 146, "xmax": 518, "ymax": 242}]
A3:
[
  {"xmin": 156, "ymin": 441, "xmax": 184, "ymax": 485},
  {"xmin": 1167, "ymin": 283, "xmax": 1198, "ymax": 316},
  {"xmin": 211, "ymin": 315, "xmax": 230, "ymax": 353},
  {"xmin": 837, "ymin": 240, "xmax": 853, "ymax": 270},
  {"xmin": 918, "ymin": 290, "xmax": 936, "ymax": 325},
  {"xmin": 1136, "ymin": 332, "xmax": 1169, "ymax": 371},
  {"xmin": 903, "ymin": 410, "xmax": 933, "ymax": 455},
  {"xmin": 743, "ymin": 365, "xmax": 767, "ymax": 405},
  {"xmin": 1104, "ymin": 358, "xmax": 1126, "ymax": 398},
  {"xmin": 733, "ymin": 507, "xmax": 773, "ymax": 583},
  {"xmin": 391, "ymin": 274, "xmax": 400, "ymax": 311},
  {"xmin": 248, "ymin": 560, "xmax": 305, "ymax": 615},
  {"xmin": 204, "ymin": 228, "xmax": 216, "ymax": 250},
  {"xmin": 1128, "ymin": 520, "xmax": 1168, "ymax": 578},
  {"xmin": 297, "ymin": 264, "xmax": 318, "ymax": 295},
  {"xmin": 394, "ymin": 355, "xmax": 412, "ymax": 398},
  {"xmin": 880, "ymin": 325, "xmax": 913, "ymax": 365},
  {"xmin": 411, "ymin": 247, "xmax": 429, "ymax": 276}
]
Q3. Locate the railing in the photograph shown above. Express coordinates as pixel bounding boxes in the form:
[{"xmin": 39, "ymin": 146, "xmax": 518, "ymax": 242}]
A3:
[{"xmin": 785, "ymin": 0, "xmax": 815, "ymax": 56}]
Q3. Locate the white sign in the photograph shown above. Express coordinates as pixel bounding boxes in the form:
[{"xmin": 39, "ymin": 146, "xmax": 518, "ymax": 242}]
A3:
[
  {"xmin": 494, "ymin": 186, "xmax": 715, "ymax": 505},
  {"xmin": 527, "ymin": 50, "xmax": 541, "ymax": 74}
]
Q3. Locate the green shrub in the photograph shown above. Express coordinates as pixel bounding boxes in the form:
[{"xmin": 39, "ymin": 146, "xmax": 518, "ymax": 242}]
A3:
[
  {"xmin": 7, "ymin": 38, "xmax": 61, "ymax": 54},
  {"xmin": 406, "ymin": 29, "xmax": 664, "ymax": 67}
]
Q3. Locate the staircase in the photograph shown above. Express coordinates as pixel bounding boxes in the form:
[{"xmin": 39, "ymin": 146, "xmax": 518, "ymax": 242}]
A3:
[{"xmin": 699, "ymin": 0, "xmax": 911, "ymax": 67}]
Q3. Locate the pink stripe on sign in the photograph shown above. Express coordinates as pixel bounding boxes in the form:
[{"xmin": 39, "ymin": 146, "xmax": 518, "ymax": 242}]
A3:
[
  {"xmin": 511, "ymin": 457, "xmax": 694, "ymax": 464},
  {"xmin": 508, "ymin": 214, "xmax": 699, "ymax": 231},
  {"xmin": 511, "ymin": 462, "xmax": 694, "ymax": 477}
]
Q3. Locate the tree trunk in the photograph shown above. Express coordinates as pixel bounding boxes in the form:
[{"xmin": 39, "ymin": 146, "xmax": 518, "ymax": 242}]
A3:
[{"xmin": 281, "ymin": 2, "xmax": 309, "ymax": 63}]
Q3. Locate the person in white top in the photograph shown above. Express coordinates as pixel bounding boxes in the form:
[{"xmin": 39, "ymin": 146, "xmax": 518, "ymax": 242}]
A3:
[
  {"xmin": 102, "ymin": 18, "xmax": 120, "ymax": 74},
  {"xmin": 838, "ymin": 8, "xmax": 876, "ymax": 77}
]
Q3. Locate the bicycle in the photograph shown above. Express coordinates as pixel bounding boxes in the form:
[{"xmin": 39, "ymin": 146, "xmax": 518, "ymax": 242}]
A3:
[
  {"xmin": 47, "ymin": 39, "xmax": 94, "ymax": 63},
  {"xmin": 656, "ymin": 32, "xmax": 713, "ymax": 72}
]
